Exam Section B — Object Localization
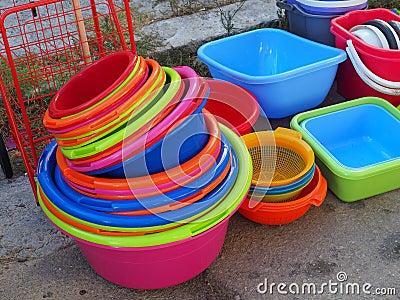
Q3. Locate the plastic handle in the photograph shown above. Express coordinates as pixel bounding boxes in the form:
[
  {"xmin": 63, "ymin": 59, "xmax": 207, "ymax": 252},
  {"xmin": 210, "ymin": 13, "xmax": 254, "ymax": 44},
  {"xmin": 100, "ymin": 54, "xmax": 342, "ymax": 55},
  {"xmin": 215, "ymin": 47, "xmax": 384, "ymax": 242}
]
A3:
[
  {"xmin": 346, "ymin": 40, "xmax": 400, "ymax": 96},
  {"xmin": 309, "ymin": 176, "xmax": 327, "ymax": 207},
  {"xmin": 275, "ymin": 127, "xmax": 302, "ymax": 140},
  {"xmin": 276, "ymin": 0, "xmax": 294, "ymax": 11}
]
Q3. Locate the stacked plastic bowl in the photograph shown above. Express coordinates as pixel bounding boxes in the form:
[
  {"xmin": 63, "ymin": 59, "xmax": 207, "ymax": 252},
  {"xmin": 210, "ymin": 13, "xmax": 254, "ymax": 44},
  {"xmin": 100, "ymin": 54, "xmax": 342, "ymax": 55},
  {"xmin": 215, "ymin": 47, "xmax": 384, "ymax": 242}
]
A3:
[
  {"xmin": 238, "ymin": 127, "xmax": 327, "ymax": 225},
  {"xmin": 39, "ymin": 51, "xmax": 252, "ymax": 289}
]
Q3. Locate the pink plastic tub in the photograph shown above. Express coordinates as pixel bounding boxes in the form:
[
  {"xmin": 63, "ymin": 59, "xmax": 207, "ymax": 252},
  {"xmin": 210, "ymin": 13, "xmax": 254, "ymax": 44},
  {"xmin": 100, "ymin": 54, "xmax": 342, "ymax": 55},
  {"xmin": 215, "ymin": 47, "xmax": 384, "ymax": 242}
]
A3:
[{"xmin": 45, "ymin": 209, "xmax": 229, "ymax": 289}]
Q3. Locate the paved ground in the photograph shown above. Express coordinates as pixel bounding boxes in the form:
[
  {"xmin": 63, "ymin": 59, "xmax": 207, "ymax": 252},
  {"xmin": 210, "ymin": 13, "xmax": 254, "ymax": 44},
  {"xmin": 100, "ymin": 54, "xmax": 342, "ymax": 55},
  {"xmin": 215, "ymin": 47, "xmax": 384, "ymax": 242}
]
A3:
[{"xmin": 0, "ymin": 1, "xmax": 399, "ymax": 299}]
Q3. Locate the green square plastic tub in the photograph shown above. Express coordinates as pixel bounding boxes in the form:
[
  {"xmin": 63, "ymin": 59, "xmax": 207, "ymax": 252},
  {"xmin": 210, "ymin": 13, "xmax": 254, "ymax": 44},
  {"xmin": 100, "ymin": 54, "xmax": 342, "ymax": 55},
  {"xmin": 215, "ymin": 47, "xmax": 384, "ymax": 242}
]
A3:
[{"xmin": 290, "ymin": 97, "xmax": 400, "ymax": 202}]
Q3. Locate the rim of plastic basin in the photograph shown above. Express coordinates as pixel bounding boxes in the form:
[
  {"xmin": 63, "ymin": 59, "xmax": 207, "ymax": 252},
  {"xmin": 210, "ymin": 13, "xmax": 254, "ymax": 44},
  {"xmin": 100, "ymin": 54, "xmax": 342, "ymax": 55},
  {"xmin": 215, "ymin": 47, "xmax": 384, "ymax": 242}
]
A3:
[
  {"xmin": 65, "ymin": 68, "xmax": 209, "ymax": 172},
  {"xmin": 239, "ymin": 166, "xmax": 326, "ymax": 225},
  {"xmin": 54, "ymin": 66, "xmax": 171, "ymax": 147},
  {"xmin": 37, "ymin": 123, "xmax": 252, "ymax": 247},
  {"xmin": 290, "ymin": 97, "xmax": 400, "ymax": 178},
  {"xmin": 44, "ymin": 58, "xmax": 163, "ymax": 136},
  {"xmin": 58, "ymin": 76, "xmax": 184, "ymax": 156},
  {"xmin": 58, "ymin": 67, "xmax": 181, "ymax": 159},
  {"xmin": 46, "ymin": 57, "xmax": 149, "ymax": 135},
  {"xmin": 295, "ymin": 0, "xmax": 366, "ymax": 8},
  {"xmin": 55, "ymin": 112, "xmax": 222, "ymax": 199},
  {"xmin": 48, "ymin": 51, "xmax": 139, "ymax": 119},
  {"xmin": 350, "ymin": 24, "xmax": 390, "ymax": 49},
  {"xmin": 46, "ymin": 59, "xmax": 165, "ymax": 141},
  {"xmin": 388, "ymin": 20, "xmax": 400, "ymax": 37},
  {"xmin": 64, "ymin": 66, "xmax": 209, "ymax": 166},
  {"xmin": 248, "ymin": 172, "xmax": 313, "ymax": 203},
  {"xmin": 38, "ymin": 139, "xmax": 238, "ymax": 229},
  {"xmin": 244, "ymin": 165, "xmax": 325, "ymax": 210},
  {"xmin": 197, "ymin": 28, "xmax": 347, "ymax": 85},
  {"xmin": 62, "ymin": 116, "xmax": 219, "ymax": 196},
  {"xmin": 83, "ymin": 110, "xmax": 208, "ymax": 178},
  {"xmin": 54, "ymin": 134, "xmax": 232, "ymax": 214},
  {"xmin": 37, "ymin": 186, "xmax": 182, "ymax": 237},
  {"xmin": 250, "ymin": 163, "xmax": 316, "ymax": 195},
  {"xmin": 241, "ymin": 127, "xmax": 314, "ymax": 187},
  {"xmin": 204, "ymin": 79, "xmax": 260, "ymax": 136},
  {"xmin": 363, "ymin": 19, "xmax": 400, "ymax": 49}
]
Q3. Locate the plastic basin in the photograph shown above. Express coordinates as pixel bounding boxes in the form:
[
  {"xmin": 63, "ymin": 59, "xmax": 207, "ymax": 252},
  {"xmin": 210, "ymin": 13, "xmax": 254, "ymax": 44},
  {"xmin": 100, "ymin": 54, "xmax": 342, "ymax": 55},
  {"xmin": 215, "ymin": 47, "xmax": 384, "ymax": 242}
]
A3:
[
  {"xmin": 204, "ymin": 79, "xmax": 260, "ymax": 135},
  {"xmin": 37, "ymin": 124, "xmax": 252, "ymax": 289},
  {"xmin": 197, "ymin": 28, "xmax": 346, "ymax": 118},
  {"xmin": 239, "ymin": 165, "xmax": 326, "ymax": 225},
  {"xmin": 290, "ymin": 96, "xmax": 400, "ymax": 202},
  {"xmin": 48, "ymin": 51, "xmax": 138, "ymax": 119},
  {"xmin": 55, "ymin": 113, "xmax": 222, "ymax": 200}
]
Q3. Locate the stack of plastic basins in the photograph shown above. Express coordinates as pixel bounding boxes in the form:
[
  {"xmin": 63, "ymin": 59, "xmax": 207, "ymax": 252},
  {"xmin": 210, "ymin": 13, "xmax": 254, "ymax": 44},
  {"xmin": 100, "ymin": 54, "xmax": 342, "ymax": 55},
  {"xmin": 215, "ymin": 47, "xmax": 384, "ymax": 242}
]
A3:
[
  {"xmin": 276, "ymin": 0, "xmax": 368, "ymax": 46},
  {"xmin": 39, "ymin": 51, "xmax": 253, "ymax": 289},
  {"xmin": 238, "ymin": 127, "xmax": 327, "ymax": 225},
  {"xmin": 331, "ymin": 8, "xmax": 400, "ymax": 105}
]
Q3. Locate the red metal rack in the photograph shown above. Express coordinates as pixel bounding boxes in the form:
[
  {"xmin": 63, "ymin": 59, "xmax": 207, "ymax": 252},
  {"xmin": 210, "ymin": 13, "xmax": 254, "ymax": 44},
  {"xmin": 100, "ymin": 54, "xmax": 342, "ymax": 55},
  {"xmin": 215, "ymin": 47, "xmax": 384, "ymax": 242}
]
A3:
[{"xmin": 0, "ymin": 0, "xmax": 135, "ymax": 201}]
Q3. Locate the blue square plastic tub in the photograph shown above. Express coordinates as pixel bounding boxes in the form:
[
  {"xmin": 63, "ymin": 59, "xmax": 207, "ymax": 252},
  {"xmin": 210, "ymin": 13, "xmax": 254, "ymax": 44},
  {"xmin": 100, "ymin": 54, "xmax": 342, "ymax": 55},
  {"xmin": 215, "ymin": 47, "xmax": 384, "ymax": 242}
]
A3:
[
  {"xmin": 290, "ymin": 97, "xmax": 400, "ymax": 202},
  {"xmin": 197, "ymin": 28, "xmax": 347, "ymax": 118}
]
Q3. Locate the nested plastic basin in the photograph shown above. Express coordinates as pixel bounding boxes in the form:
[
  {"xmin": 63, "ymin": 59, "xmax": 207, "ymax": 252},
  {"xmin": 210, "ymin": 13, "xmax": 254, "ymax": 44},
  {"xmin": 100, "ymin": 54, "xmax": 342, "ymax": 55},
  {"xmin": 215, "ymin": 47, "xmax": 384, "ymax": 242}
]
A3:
[
  {"xmin": 239, "ymin": 165, "xmax": 326, "ymax": 225},
  {"xmin": 38, "ymin": 139, "xmax": 237, "ymax": 229},
  {"xmin": 84, "ymin": 112, "xmax": 208, "ymax": 178},
  {"xmin": 290, "ymin": 96, "xmax": 400, "ymax": 202},
  {"xmin": 38, "ymin": 124, "xmax": 252, "ymax": 289},
  {"xmin": 204, "ymin": 79, "xmax": 260, "ymax": 135},
  {"xmin": 197, "ymin": 28, "xmax": 347, "ymax": 118},
  {"xmin": 330, "ymin": 8, "xmax": 400, "ymax": 105},
  {"xmin": 49, "ymin": 51, "xmax": 138, "ymax": 118},
  {"xmin": 66, "ymin": 69, "xmax": 209, "ymax": 173},
  {"xmin": 55, "ymin": 113, "xmax": 222, "ymax": 200}
]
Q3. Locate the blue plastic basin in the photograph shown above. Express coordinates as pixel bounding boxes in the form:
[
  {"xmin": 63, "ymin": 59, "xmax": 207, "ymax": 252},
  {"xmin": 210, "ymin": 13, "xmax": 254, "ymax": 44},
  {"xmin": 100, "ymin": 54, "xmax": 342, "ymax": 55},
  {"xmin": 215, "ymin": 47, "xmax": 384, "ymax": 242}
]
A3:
[
  {"xmin": 87, "ymin": 112, "xmax": 209, "ymax": 178},
  {"xmin": 197, "ymin": 28, "xmax": 347, "ymax": 118},
  {"xmin": 300, "ymin": 104, "xmax": 400, "ymax": 169}
]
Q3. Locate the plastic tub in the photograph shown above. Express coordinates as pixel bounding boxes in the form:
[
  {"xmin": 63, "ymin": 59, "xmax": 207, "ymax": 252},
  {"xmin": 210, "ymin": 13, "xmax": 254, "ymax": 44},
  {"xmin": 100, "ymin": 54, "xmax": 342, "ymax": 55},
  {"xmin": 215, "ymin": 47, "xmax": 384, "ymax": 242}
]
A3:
[
  {"xmin": 197, "ymin": 28, "xmax": 347, "ymax": 118},
  {"xmin": 290, "ymin": 97, "xmax": 400, "ymax": 202},
  {"xmin": 65, "ymin": 66, "xmax": 209, "ymax": 167},
  {"xmin": 295, "ymin": 0, "xmax": 367, "ymax": 15},
  {"xmin": 48, "ymin": 51, "xmax": 138, "ymax": 119},
  {"xmin": 59, "ymin": 67, "xmax": 181, "ymax": 160},
  {"xmin": 54, "ymin": 138, "xmax": 232, "ymax": 214},
  {"xmin": 204, "ymin": 79, "xmax": 260, "ymax": 135},
  {"xmin": 55, "ymin": 113, "xmax": 222, "ymax": 200},
  {"xmin": 82, "ymin": 113, "xmax": 208, "ymax": 178},
  {"xmin": 42, "ymin": 202, "xmax": 231, "ymax": 289},
  {"xmin": 50, "ymin": 59, "xmax": 166, "ymax": 142},
  {"xmin": 239, "ymin": 165, "xmax": 326, "ymax": 225},
  {"xmin": 38, "ymin": 142, "xmax": 237, "ymax": 229},
  {"xmin": 37, "ymin": 123, "xmax": 252, "ymax": 246},
  {"xmin": 45, "ymin": 56, "xmax": 149, "ymax": 135},
  {"xmin": 43, "ymin": 58, "xmax": 160, "ymax": 136},
  {"xmin": 330, "ymin": 8, "xmax": 400, "ymax": 105}
]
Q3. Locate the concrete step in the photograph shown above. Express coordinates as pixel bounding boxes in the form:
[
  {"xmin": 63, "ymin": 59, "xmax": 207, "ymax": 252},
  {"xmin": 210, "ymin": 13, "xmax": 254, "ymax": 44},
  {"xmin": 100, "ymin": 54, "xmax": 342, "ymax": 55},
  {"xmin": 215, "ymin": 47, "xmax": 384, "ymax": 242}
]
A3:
[{"xmin": 139, "ymin": 0, "xmax": 278, "ymax": 51}]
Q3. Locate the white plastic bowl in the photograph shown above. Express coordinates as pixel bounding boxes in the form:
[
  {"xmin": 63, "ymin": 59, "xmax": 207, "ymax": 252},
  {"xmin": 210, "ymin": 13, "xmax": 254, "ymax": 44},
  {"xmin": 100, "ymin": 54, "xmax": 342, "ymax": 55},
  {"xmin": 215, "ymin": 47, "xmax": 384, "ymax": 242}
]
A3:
[{"xmin": 350, "ymin": 24, "xmax": 389, "ymax": 49}]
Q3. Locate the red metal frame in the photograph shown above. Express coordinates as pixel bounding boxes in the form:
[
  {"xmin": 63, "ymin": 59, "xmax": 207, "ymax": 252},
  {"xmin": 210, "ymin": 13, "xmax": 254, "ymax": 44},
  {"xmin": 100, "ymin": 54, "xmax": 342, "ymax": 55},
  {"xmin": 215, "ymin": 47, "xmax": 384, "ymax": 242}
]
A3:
[{"xmin": 0, "ymin": 0, "xmax": 135, "ymax": 201}]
